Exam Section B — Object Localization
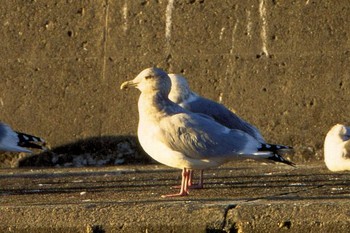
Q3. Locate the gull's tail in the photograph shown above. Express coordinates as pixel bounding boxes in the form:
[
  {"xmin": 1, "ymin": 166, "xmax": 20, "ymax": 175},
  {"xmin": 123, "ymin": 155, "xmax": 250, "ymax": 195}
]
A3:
[
  {"xmin": 15, "ymin": 131, "xmax": 47, "ymax": 151},
  {"xmin": 258, "ymin": 144, "xmax": 296, "ymax": 167},
  {"xmin": 0, "ymin": 123, "xmax": 47, "ymax": 153}
]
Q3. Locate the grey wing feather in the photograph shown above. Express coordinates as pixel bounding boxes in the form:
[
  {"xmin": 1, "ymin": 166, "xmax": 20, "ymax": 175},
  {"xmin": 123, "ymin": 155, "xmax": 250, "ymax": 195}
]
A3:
[
  {"xmin": 158, "ymin": 113, "xmax": 260, "ymax": 159},
  {"xmin": 184, "ymin": 97, "xmax": 266, "ymax": 143},
  {"xmin": 0, "ymin": 123, "xmax": 7, "ymax": 140},
  {"xmin": 0, "ymin": 122, "xmax": 32, "ymax": 152}
]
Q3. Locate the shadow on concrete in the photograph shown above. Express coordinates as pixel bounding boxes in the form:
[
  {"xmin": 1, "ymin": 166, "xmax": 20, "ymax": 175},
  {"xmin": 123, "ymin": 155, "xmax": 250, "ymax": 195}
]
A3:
[
  {"xmin": 2, "ymin": 165, "xmax": 350, "ymax": 204},
  {"xmin": 17, "ymin": 135, "xmax": 153, "ymax": 168}
]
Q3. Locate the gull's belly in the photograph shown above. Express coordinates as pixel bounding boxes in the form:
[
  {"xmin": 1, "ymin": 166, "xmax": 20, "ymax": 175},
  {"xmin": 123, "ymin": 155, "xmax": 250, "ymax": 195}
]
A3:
[
  {"xmin": 138, "ymin": 122, "xmax": 222, "ymax": 169},
  {"xmin": 324, "ymin": 140, "xmax": 350, "ymax": 171}
]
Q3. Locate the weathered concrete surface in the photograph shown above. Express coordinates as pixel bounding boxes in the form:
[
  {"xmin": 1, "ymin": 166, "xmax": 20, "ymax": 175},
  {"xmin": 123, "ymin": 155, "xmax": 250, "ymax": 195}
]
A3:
[
  {"xmin": 1, "ymin": 161, "xmax": 350, "ymax": 232},
  {"xmin": 0, "ymin": 1, "xmax": 350, "ymax": 162}
]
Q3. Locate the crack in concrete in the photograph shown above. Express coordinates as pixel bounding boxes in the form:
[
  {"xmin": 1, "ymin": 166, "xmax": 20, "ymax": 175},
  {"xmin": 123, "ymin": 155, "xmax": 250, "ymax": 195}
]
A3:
[
  {"xmin": 122, "ymin": 1, "xmax": 128, "ymax": 33},
  {"xmin": 258, "ymin": 0, "xmax": 269, "ymax": 56},
  {"xmin": 229, "ymin": 21, "xmax": 238, "ymax": 54},
  {"xmin": 220, "ymin": 204, "xmax": 238, "ymax": 233},
  {"xmin": 165, "ymin": 0, "xmax": 174, "ymax": 43},
  {"xmin": 246, "ymin": 10, "xmax": 252, "ymax": 39},
  {"xmin": 218, "ymin": 185, "xmax": 324, "ymax": 232},
  {"xmin": 165, "ymin": 0, "xmax": 174, "ymax": 70},
  {"xmin": 101, "ymin": 0, "xmax": 109, "ymax": 81}
]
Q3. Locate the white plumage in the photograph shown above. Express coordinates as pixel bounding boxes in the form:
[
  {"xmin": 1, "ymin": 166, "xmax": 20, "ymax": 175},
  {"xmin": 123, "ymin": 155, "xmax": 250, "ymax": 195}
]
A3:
[
  {"xmin": 168, "ymin": 73, "xmax": 266, "ymax": 143},
  {"xmin": 168, "ymin": 73, "xmax": 294, "ymax": 187},
  {"xmin": 324, "ymin": 124, "xmax": 350, "ymax": 171},
  {"xmin": 121, "ymin": 67, "xmax": 294, "ymax": 197}
]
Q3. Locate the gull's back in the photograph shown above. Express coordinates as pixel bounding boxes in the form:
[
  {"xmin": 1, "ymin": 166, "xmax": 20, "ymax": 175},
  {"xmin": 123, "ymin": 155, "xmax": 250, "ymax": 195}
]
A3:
[
  {"xmin": 186, "ymin": 96, "xmax": 265, "ymax": 143},
  {"xmin": 168, "ymin": 74, "xmax": 266, "ymax": 143}
]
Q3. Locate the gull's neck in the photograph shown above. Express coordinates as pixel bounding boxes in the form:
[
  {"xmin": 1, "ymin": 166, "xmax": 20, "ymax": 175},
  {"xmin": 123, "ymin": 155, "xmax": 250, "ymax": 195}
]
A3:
[
  {"xmin": 326, "ymin": 133, "xmax": 344, "ymax": 145},
  {"xmin": 170, "ymin": 90, "xmax": 198, "ymax": 105},
  {"xmin": 184, "ymin": 92, "xmax": 198, "ymax": 104},
  {"xmin": 138, "ymin": 91, "xmax": 180, "ymax": 122}
]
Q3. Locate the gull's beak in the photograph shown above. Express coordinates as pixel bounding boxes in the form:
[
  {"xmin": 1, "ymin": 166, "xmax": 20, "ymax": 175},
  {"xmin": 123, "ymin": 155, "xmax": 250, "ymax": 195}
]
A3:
[{"xmin": 120, "ymin": 80, "xmax": 136, "ymax": 90}]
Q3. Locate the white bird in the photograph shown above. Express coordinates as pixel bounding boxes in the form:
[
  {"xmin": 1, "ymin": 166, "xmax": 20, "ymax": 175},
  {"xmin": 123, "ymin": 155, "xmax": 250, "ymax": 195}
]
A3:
[
  {"xmin": 168, "ymin": 73, "xmax": 293, "ymax": 188},
  {"xmin": 0, "ymin": 122, "xmax": 46, "ymax": 153},
  {"xmin": 324, "ymin": 124, "xmax": 350, "ymax": 171},
  {"xmin": 168, "ymin": 73, "xmax": 265, "ymax": 143},
  {"xmin": 121, "ymin": 67, "xmax": 294, "ymax": 197}
]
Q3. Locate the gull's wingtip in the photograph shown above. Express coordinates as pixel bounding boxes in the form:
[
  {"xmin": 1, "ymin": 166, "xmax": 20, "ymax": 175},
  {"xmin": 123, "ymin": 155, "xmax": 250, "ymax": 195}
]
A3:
[{"xmin": 267, "ymin": 153, "xmax": 296, "ymax": 167}]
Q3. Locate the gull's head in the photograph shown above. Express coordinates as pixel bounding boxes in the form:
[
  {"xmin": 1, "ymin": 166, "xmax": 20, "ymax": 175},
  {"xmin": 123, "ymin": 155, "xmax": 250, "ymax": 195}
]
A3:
[
  {"xmin": 327, "ymin": 124, "xmax": 350, "ymax": 141},
  {"xmin": 168, "ymin": 74, "xmax": 191, "ymax": 104},
  {"xmin": 120, "ymin": 67, "xmax": 171, "ymax": 95}
]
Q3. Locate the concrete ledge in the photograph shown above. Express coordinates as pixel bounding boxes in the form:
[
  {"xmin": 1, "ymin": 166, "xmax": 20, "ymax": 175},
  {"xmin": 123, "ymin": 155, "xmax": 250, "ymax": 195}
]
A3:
[
  {"xmin": 225, "ymin": 202, "xmax": 350, "ymax": 232},
  {"xmin": 1, "ymin": 162, "xmax": 350, "ymax": 232},
  {"xmin": 2, "ymin": 202, "xmax": 350, "ymax": 232}
]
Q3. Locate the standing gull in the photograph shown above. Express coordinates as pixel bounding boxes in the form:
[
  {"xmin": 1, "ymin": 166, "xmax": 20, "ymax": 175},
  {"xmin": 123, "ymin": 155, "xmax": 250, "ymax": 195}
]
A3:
[
  {"xmin": 121, "ymin": 67, "xmax": 294, "ymax": 197},
  {"xmin": 168, "ymin": 74, "xmax": 293, "ymax": 187},
  {"xmin": 0, "ymin": 122, "xmax": 46, "ymax": 153},
  {"xmin": 324, "ymin": 124, "xmax": 350, "ymax": 171},
  {"xmin": 168, "ymin": 73, "xmax": 265, "ymax": 143}
]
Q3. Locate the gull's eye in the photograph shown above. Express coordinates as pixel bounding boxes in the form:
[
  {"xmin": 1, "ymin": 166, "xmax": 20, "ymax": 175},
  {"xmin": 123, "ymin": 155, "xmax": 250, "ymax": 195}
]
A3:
[{"xmin": 145, "ymin": 75, "xmax": 153, "ymax": 80}]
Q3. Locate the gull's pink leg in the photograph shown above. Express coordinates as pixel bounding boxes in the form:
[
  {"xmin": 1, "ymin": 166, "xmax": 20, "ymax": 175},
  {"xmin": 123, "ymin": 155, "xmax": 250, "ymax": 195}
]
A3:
[
  {"xmin": 172, "ymin": 169, "xmax": 204, "ymax": 189},
  {"xmin": 162, "ymin": 168, "xmax": 190, "ymax": 198},
  {"xmin": 171, "ymin": 168, "xmax": 192, "ymax": 189}
]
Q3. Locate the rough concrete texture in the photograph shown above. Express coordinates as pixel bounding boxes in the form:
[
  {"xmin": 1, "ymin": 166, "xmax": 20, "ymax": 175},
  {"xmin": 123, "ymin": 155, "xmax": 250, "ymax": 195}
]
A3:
[
  {"xmin": 1, "ymin": 162, "xmax": 350, "ymax": 232},
  {"xmin": 0, "ymin": 2, "xmax": 350, "ymax": 162}
]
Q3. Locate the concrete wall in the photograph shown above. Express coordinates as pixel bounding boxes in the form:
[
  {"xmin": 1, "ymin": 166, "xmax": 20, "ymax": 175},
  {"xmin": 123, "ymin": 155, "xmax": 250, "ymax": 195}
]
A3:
[{"xmin": 1, "ymin": 0, "xmax": 349, "ymax": 161}]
